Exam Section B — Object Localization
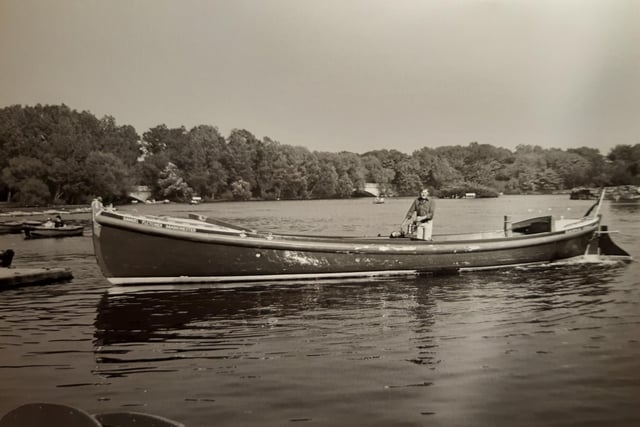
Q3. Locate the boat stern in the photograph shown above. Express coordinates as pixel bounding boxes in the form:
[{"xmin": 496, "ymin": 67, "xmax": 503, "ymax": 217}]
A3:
[{"xmin": 585, "ymin": 224, "xmax": 632, "ymax": 261}]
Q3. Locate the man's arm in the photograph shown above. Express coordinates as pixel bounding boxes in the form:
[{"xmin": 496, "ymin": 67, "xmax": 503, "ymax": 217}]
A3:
[{"xmin": 425, "ymin": 199, "xmax": 435, "ymax": 220}]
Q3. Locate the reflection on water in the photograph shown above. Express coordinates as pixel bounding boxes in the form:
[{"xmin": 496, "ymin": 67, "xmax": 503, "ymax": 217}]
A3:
[
  {"xmin": 94, "ymin": 279, "xmax": 429, "ymax": 369},
  {"xmin": 94, "ymin": 264, "xmax": 626, "ymax": 345},
  {"xmin": 88, "ymin": 261, "xmax": 639, "ymax": 426}
]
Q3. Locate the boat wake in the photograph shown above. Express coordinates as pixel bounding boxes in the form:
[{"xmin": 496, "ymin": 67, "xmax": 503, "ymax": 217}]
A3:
[
  {"xmin": 458, "ymin": 254, "xmax": 632, "ymax": 275},
  {"xmin": 513, "ymin": 254, "xmax": 632, "ymax": 271}
]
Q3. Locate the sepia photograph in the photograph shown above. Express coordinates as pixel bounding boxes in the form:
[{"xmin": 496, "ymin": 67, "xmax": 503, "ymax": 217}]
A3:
[{"xmin": 1, "ymin": 1, "xmax": 639, "ymax": 426}]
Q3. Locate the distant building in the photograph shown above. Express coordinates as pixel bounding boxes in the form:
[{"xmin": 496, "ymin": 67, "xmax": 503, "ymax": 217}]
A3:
[{"xmin": 129, "ymin": 185, "xmax": 152, "ymax": 202}]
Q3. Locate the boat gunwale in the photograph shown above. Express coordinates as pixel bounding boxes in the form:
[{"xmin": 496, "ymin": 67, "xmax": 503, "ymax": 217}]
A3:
[
  {"xmin": 94, "ymin": 209, "xmax": 601, "ymax": 255},
  {"xmin": 27, "ymin": 225, "xmax": 84, "ymax": 231}
]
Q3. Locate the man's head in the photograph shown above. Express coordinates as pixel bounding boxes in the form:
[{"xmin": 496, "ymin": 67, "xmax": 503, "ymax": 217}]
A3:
[{"xmin": 419, "ymin": 189, "xmax": 429, "ymax": 199}]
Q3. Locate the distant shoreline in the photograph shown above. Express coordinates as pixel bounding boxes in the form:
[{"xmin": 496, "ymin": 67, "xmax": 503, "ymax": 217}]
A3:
[{"xmin": 0, "ymin": 205, "xmax": 92, "ymax": 218}]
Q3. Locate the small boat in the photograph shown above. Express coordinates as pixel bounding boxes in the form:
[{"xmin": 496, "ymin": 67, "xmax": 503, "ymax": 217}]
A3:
[
  {"xmin": 373, "ymin": 196, "xmax": 385, "ymax": 204},
  {"xmin": 0, "ymin": 221, "xmax": 23, "ymax": 234},
  {"xmin": 570, "ymin": 187, "xmax": 598, "ymax": 200},
  {"xmin": 21, "ymin": 220, "xmax": 43, "ymax": 232},
  {"xmin": 90, "ymin": 192, "xmax": 630, "ymax": 285},
  {"xmin": 24, "ymin": 225, "xmax": 84, "ymax": 239}
]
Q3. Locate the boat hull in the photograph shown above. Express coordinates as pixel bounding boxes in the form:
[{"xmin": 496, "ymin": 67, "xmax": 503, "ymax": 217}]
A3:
[
  {"xmin": 25, "ymin": 226, "xmax": 84, "ymax": 239},
  {"xmin": 0, "ymin": 221, "xmax": 23, "ymax": 234},
  {"xmin": 92, "ymin": 207, "xmax": 605, "ymax": 284}
]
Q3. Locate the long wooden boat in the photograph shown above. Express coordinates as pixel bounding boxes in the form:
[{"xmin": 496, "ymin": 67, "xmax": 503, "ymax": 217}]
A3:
[
  {"xmin": 24, "ymin": 225, "xmax": 84, "ymax": 239},
  {"xmin": 90, "ymin": 196, "xmax": 630, "ymax": 285}
]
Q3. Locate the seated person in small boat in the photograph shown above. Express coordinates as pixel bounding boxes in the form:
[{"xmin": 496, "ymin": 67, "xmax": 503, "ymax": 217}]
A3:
[
  {"xmin": 54, "ymin": 214, "xmax": 65, "ymax": 228},
  {"xmin": 43, "ymin": 217, "xmax": 55, "ymax": 228},
  {"xmin": 403, "ymin": 188, "xmax": 436, "ymax": 240}
]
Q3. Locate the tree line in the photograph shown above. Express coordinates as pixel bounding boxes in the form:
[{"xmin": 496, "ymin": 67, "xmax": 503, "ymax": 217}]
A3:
[{"xmin": 1, "ymin": 104, "xmax": 639, "ymax": 205}]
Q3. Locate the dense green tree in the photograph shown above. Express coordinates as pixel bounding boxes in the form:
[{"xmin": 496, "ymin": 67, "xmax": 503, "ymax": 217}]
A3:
[
  {"xmin": 157, "ymin": 162, "xmax": 193, "ymax": 202},
  {"xmin": 0, "ymin": 104, "xmax": 140, "ymax": 204},
  {"xmin": 298, "ymin": 149, "xmax": 321, "ymax": 199},
  {"xmin": 1, "ymin": 156, "xmax": 49, "ymax": 203},
  {"xmin": 336, "ymin": 173, "xmax": 354, "ymax": 198},
  {"xmin": 312, "ymin": 163, "xmax": 339, "ymax": 197},
  {"xmin": 568, "ymin": 147, "xmax": 607, "ymax": 185},
  {"xmin": 507, "ymin": 146, "xmax": 548, "ymax": 193},
  {"xmin": 186, "ymin": 125, "xmax": 228, "ymax": 199},
  {"xmin": 97, "ymin": 116, "xmax": 142, "ymax": 167},
  {"xmin": 253, "ymin": 137, "xmax": 282, "ymax": 199},
  {"xmin": 140, "ymin": 125, "xmax": 189, "ymax": 198},
  {"xmin": 225, "ymin": 129, "xmax": 260, "ymax": 194},
  {"xmin": 393, "ymin": 159, "xmax": 423, "ymax": 195},
  {"xmin": 361, "ymin": 155, "xmax": 395, "ymax": 195},
  {"xmin": 435, "ymin": 142, "xmax": 512, "ymax": 189},
  {"xmin": 362, "ymin": 149, "xmax": 408, "ymax": 171},
  {"xmin": 544, "ymin": 149, "xmax": 591, "ymax": 189},
  {"xmin": 412, "ymin": 147, "xmax": 462, "ymax": 189},
  {"xmin": 266, "ymin": 143, "xmax": 310, "ymax": 200},
  {"xmin": 142, "ymin": 124, "xmax": 188, "ymax": 156},
  {"xmin": 137, "ymin": 152, "xmax": 170, "ymax": 197},
  {"xmin": 14, "ymin": 177, "xmax": 50, "ymax": 205},
  {"xmin": 606, "ymin": 144, "xmax": 640, "ymax": 185},
  {"xmin": 333, "ymin": 151, "xmax": 367, "ymax": 193},
  {"xmin": 230, "ymin": 178, "xmax": 252, "ymax": 200},
  {"xmin": 532, "ymin": 168, "xmax": 563, "ymax": 192},
  {"xmin": 2, "ymin": 104, "xmax": 638, "ymax": 205},
  {"xmin": 84, "ymin": 151, "xmax": 134, "ymax": 202}
]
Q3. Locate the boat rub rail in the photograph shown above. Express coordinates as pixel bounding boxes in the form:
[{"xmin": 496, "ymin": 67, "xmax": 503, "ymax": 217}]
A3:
[{"xmin": 96, "ymin": 210, "xmax": 601, "ymax": 255}]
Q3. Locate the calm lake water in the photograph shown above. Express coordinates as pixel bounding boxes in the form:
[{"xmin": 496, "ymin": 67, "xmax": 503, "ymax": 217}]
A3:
[{"xmin": 1, "ymin": 195, "xmax": 639, "ymax": 426}]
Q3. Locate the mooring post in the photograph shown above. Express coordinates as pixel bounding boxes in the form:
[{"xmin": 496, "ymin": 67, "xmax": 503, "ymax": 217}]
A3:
[{"xmin": 504, "ymin": 215, "xmax": 512, "ymax": 237}]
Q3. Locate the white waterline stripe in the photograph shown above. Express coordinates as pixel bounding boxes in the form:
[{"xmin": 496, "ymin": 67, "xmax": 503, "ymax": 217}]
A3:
[{"xmin": 108, "ymin": 270, "xmax": 420, "ymax": 285}]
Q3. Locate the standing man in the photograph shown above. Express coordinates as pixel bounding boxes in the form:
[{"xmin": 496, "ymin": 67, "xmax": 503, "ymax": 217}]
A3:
[{"xmin": 403, "ymin": 188, "xmax": 436, "ymax": 240}]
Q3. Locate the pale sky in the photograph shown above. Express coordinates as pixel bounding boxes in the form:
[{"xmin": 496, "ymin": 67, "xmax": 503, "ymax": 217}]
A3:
[{"xmin": 1, "ymin": 0, "xmax": 639, "ymax": 155}]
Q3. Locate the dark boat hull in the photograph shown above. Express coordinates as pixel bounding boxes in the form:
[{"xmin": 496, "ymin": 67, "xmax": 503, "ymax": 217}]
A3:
[
  {"xmin": 91, "ymin": 204, "xmax": 616, "ymax": 285},
  {"xmin": 24, "ymin": 226, "xmax": 84, "ymax": 239},
  {"xmin": 97, "ymin": 225, "xmax": 593, "ymax": 277},
  {"xmin": 0, "ymin": 222, "xmax": 23, "ymax": 234}
]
